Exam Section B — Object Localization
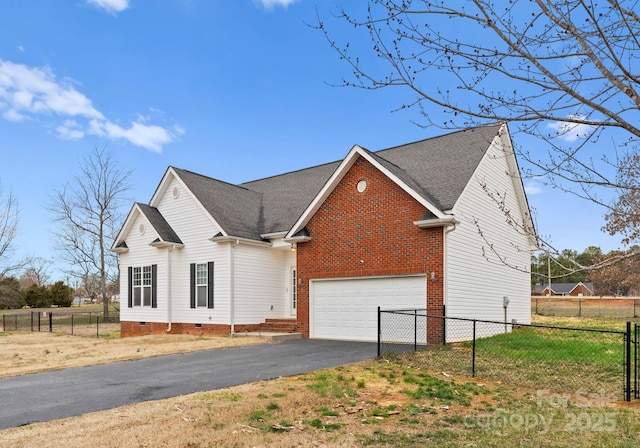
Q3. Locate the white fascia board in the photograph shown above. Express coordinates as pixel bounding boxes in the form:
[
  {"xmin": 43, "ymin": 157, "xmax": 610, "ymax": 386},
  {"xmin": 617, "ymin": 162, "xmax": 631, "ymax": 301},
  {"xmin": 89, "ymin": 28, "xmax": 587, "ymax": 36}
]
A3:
[
  {"xmin": 497, "ymin": 123, "xmax": 538, "ymax": 250},
  {"xmin": 260, "ymin": 231, "xmax": 288, "ymax": 240},
  {"xmin": 286, "ymin": 145, "xmax": 445, "ymax": 239},
  {"xmin": 210, "ymin": 235, "xmax": 272, "ymax": 248},
  {"xmin": 284, "ymin": 234, "xmax": 312, "ymax": 243},
  {"xmin": 149, "ymin": 241, "xmax": 184, "ymax": 249},
  {"xmin": 110, "ymin": 203, "xmax": 143, "ymax": 251},
  {"xmin": 413, "ymin": 217, "xmax": 459, "ymax": 229},
  {"xmin": 153, "ymin": 167, "xmax": 228, "ymax": 238}
]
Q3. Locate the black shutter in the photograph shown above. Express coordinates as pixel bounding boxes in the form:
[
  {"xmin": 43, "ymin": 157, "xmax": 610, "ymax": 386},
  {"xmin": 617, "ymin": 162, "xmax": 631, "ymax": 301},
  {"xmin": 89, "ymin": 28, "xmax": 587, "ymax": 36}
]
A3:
[
  {"xmin": 151, "ymin": 264, "xmax": 157, "ymax": 308},
  {"xmin": 127, "ymin": 266, "xmax": 133, "ymax": 308},
  {"xmin": 190, "ymin": 263, "xmax": 196, "ymax": 308},
  {"xmin": 207, "ymin": 261, "xmax": 214, "ymax": 309}
]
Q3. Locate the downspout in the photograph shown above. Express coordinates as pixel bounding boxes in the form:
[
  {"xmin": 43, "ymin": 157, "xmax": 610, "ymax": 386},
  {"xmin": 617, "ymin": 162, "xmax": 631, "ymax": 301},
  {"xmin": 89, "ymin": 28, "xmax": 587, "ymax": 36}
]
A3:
[
  {"xmin": 443, "ymin": 222, "xmax": 457, "ymax": 315},
  {"xmin": 166, "ymin": 246, "xmax": 173, "ymax": 332},
  {"xmin": 229, "ymin": 239, "xmax": 240, "ymax": 335}
]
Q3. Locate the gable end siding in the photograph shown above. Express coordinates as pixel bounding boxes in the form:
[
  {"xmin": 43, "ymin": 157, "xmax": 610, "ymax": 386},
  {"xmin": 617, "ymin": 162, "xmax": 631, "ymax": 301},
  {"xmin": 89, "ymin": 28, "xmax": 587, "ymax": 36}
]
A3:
[{"xmin": 446, "ymin": 138, "xmax": 531, "ymax": 328}]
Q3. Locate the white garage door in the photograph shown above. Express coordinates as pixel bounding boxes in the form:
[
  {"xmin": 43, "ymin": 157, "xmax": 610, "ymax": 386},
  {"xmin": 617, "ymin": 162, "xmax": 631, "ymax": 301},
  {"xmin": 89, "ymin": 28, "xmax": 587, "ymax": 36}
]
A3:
[{"xmin": 310, "ymin": 275, "xmax": 427, "ymax": 341}]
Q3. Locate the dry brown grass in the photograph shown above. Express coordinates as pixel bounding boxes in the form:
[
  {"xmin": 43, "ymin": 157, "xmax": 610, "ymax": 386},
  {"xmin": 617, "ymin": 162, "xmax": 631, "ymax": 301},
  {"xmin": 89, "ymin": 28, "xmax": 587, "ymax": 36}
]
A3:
[
  {"xmin": 0, "ymin": 362, "xmax": 493, "ymax": 448},
  {"xmin": 0, "ymin": 331, "xmax": 269, "ymax": 379},
  {"xmin": 3, "ymin": 317, "xmax": 640, "ymax": 447}
]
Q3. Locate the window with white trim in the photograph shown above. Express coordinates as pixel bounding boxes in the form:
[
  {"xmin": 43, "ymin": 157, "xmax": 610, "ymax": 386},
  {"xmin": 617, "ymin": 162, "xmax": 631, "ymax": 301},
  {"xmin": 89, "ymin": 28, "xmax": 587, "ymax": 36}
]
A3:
[
  {"xmin": 196, "ymin": 263, "xmax": 208, "ymax": 307},
  {"xmin": 190, "ymin": 261, "xmax": 214, "ymax": 309},
  {"xmin": 128, "ymin": 265, "xmax": 157, "ymax": 308}
]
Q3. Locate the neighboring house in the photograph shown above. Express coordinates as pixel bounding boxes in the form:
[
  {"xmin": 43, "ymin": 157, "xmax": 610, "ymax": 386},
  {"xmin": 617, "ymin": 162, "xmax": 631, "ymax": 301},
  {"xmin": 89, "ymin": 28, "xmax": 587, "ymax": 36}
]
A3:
[
  {"xmin": 112, "ymin": 122, "xmax": 536, "ymax": 342},
  {"xmin": 533, "ymin": 282, "xmax": 595, "ymax": 297}
]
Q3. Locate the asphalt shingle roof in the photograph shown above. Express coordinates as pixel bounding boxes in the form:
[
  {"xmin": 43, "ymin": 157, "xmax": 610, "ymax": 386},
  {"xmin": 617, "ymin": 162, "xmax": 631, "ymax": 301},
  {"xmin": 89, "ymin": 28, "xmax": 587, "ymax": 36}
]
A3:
[
  {"xmin": 136, "ymin": 203, "xmax": 183, "ymax": 244},
  {"xmin": 168, "ymin": 123, "xmax": 503, "ymax": 240},
  {"xmin": 536, "ymin": 282, "xmax": 594, "ymax": 294}
]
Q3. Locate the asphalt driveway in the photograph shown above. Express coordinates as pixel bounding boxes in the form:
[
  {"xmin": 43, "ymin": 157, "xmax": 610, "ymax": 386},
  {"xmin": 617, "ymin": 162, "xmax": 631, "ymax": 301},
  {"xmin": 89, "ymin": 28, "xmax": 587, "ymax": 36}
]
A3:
[{"xmin": 0, "ymin": 339, "xmax": 376, "ymax": 430}]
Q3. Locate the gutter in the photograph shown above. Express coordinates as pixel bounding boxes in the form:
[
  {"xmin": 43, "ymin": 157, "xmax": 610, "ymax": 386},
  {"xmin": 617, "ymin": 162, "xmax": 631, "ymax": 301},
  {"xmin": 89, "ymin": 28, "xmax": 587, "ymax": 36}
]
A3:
[
  {"xmin": 413, "ymin": 217, "xmax": 459, "ymax": 229},
  {"xmin": 443, "ymin": 222, "xmax": 458, "ymax": 313}
]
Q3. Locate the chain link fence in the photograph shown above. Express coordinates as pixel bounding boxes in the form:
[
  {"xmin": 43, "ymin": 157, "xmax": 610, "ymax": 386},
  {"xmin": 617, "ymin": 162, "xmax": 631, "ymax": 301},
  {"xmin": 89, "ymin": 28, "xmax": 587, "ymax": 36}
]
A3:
[
  {"xmin": 2, "ymin": 311, "xmax": 120, "ymax": 337},
  {"xmin": 379, "ymin": 309, "xmax": 629, "ymax": 400},
  {"xmin": 532, "ymin": 297, "xmax": 640, "ymax": 318}
]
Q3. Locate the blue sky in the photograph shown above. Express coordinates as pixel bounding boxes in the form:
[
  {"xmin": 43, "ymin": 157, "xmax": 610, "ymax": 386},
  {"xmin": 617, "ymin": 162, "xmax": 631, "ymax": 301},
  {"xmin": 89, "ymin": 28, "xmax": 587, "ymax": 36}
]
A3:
[{"xmin": 0, "ymin": 0, "xmax": 625, "ymax": 281}]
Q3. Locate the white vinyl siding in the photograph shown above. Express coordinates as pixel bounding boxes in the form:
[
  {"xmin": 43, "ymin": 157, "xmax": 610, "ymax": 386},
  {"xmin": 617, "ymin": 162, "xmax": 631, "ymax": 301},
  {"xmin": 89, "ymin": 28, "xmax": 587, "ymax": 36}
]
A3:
[
  {"xmin": 119, "ymin": 213, "xmax": 165, "ymax": 322},
  {"xmin": 232, "ymin": 245, "xmax": 292, "ymax": 324},
  {"xmin": 155, "ymin": 177, "xmax": 228, "ymax": 324},
  {"xmin": 445, "ymin": 135, "xmax": 531, "ymax": 341}
]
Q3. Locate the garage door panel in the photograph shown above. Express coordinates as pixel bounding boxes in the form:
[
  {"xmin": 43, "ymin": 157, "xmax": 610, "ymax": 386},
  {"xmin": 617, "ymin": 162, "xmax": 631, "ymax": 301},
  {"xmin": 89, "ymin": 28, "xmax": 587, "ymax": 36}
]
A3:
[{"xmin": 311, "ymin": 276, "xmax": 426, "ymax": 341}]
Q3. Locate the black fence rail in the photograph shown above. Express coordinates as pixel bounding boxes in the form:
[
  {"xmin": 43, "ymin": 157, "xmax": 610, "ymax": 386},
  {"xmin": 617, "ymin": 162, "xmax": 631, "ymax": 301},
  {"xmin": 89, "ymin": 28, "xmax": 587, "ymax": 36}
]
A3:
[
  {"xmin": 378, "ymin": 308, "xmax": 631, "ymax": 401},
  {"xmin": 2, "ymin": 311, "xmax": 120, "ymax": 337}
]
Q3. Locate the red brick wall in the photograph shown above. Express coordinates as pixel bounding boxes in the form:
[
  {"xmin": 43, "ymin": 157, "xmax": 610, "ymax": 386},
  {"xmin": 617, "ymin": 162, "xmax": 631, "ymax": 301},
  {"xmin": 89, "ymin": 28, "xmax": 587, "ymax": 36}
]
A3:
[
  {"xmin": 121, "ymin": 321, "xmax": 273, "ymax": 337},
  {"xmin": 571, "ymin": 284, "xmax": 592, "ymax": 296},
  {"xmin": 296, "ymin": 156, "xmax": 445, "ymax": 339}
]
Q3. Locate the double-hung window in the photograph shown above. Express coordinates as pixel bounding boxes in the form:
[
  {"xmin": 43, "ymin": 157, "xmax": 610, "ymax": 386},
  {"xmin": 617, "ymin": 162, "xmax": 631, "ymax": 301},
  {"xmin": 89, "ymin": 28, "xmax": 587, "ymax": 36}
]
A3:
[
  {"xmin": 196, "ymin": 263, "xmax": 208, "ymax": 307},
  {"xmin": 128, "ymin": 265, "xmax": 157, "ymax": 308},
  {"xmin": 190, "ymin": 261, "xmax": 214, "ymax": 309}
]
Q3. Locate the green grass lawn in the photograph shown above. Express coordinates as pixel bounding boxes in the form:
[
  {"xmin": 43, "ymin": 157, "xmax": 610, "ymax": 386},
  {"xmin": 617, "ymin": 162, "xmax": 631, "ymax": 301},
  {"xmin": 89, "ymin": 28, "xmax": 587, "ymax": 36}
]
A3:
[{"xmin": 407, "ymin": 316, "xmax": 628, "ymax": 397}]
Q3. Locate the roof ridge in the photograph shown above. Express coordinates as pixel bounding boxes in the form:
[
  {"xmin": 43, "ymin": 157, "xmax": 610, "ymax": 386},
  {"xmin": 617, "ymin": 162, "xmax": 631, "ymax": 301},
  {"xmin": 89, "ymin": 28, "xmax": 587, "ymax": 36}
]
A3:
[
  {"xmin": 240, "ymin": 159, "xmax": 342, "ymax": 186},
  {"xmin": 171, "ymin": 166, "xmax": 260, "ymax": 194},
  {"xmin": 375, "ymin": 122, "xmax": 502, "ymax": 154}
]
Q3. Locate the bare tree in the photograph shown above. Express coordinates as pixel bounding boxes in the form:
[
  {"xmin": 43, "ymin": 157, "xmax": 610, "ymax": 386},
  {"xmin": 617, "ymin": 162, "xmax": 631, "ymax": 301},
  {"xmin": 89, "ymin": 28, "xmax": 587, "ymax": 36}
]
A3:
[
  {"xmin": 318, "ymin": 0, "xmax": 640, "ymax": 267},
  {"xmin": 18, "ymin": 257, "xmax": 52, "ymax": 289},
  {"xmin": 48, "ymin": 147, "xmax": 131, "ymax": 319},
  {"xmin": 0, "ymin": 181, "xmax": 20, "ymax": 278}
]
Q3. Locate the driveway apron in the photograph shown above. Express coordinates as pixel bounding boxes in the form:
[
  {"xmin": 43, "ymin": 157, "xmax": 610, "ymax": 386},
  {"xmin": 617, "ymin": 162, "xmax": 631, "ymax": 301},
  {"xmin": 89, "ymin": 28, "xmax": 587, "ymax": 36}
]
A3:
[{"xmin": 0, "ymin": 339, "xmax": 375, "ymax": 430}]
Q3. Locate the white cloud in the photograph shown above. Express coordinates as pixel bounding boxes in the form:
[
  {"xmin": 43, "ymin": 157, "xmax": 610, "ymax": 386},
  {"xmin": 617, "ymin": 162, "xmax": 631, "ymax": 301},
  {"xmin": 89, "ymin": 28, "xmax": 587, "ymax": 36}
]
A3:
[
  {"xmin": 0, "ymin": 59, "xmax": 103, "ymax": 119},
  {"xmin": 86, "ymin": 0, "xmax": 130, "ymax": 14},
  {"xmin": 89, "ymin": 119, "xmax": 180, "ymax": 153},
  {"xmin": 0, "ymin": 58, "xmax": 179, "ymax": 152},
  {"xmin": 56, "ymin": 120, "xmax": 85, "ymax": 140},
  {"xmin": 3, "ymin": 109, "xmax": 24, "ymax": 122},
  {"xmin": 547, "ymin": 115, "xmax": 595, "ymax": 142},
  {"xmin": 525, "ymin": 181, "xmax": 544, "ymax": 196},
  {"xmin": 256, "ymin": 0, "xmax": 299, "ymax": 10}
]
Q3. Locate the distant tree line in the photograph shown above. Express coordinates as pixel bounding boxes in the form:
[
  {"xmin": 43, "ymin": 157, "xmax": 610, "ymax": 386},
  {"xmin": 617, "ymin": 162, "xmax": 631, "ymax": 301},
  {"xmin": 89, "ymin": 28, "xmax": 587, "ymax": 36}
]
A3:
[
  {"xmin": 532, "ymin": 246, "xmax": 640, "ymax": 297},
  {"xmin": 0, "ymin": 277, "xmax": 74, "ymax": 310}
]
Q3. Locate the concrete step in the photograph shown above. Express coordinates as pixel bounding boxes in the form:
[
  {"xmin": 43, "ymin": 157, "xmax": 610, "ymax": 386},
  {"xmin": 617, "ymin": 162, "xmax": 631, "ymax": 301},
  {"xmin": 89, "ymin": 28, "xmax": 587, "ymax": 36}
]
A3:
[
  {"xmin": 237, "ymin": 331, "xmax": 302, "ymax": 341},
  {"xmin": 254, "ymin": 318, "xmax": 298, "ymax": 333}
]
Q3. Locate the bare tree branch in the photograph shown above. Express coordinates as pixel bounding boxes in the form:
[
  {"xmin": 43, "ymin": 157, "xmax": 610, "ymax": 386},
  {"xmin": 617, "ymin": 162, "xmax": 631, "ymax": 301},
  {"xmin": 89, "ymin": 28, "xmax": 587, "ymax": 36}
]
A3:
[
  {"xmin": 0, "ymin": 182, "xmax": 21, "ymax": 279},
  {"xmin": 48, "ymin": 146, "xmax": 132, "ymax": 318},
  {"xmin": 318, "ymin": 0, "xmax": 640, "ymax": 273}
]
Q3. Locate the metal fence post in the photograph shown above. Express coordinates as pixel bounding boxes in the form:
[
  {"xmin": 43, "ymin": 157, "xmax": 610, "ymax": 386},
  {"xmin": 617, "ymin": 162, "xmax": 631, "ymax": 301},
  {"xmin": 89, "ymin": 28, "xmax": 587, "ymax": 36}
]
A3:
[
  {"xmin": 30, "ymin": 311, "xmax": 34, "ymax": 332},
  {"xmin": 414, "ymin": 309, "xmax": 417, "ymax": 352},
  {"xmin": 626, "ymin": 321, "xmax": 631, "ymax": 402},
  {"xmin": 2, "ymin": 314, "xmax": 4, "ymax": 332},
  {"xmin": 38, "ymin": 312, "xmax": 41, "ymax": 332},
  {"xmin": 442, "ymin": 305, "xmax": 446, "ymax": 345},
  {"xmin": 97, "ymin": 316, "xmax": 100, "ymax": 338},
  {"xmin": 71, "ymin": 314, "xmax": 74, "ymax": 336},
  {"xmin": 377, "ymin": 306, "xmax": 381, "ymax": 358},
  {"xmin": 49, "ymin": 312, "xmax": 52, "ymax": 333},
  {"xmin": 472, "ymin": 319, "xmax": 477, "ymax": 378}
]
